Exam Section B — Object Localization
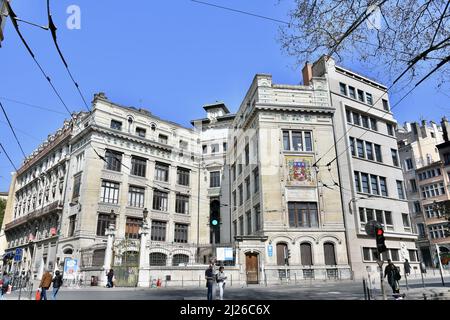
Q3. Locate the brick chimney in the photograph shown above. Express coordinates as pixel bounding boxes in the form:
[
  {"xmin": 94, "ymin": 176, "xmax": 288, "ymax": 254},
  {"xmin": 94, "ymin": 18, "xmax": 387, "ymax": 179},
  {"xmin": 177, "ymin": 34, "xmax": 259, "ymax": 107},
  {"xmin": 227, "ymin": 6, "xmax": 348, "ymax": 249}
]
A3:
[{"xmin": 302, "ymin": 62, "xmax": 313, "ymax": 86}]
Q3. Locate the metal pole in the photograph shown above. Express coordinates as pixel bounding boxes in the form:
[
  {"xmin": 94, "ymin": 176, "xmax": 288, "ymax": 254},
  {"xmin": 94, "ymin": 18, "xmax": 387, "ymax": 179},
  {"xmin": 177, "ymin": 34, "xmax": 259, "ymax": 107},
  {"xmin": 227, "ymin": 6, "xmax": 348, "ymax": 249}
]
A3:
[
  {"xmin": 18, "ymin": 276, "xmax": 23, "ymax": 300},
  {"xmin": 363, "ymin": 279, "xmax": 367, "ymax": 300},
  {"xmin": 367, "ymin": 273, "xmax": 372, "ymax": 300},
  {"xmin": 377, "ymin": 257, "xmax": 387, "ymax": 300},
  {"xmin": 435, "ymin": 244, "xmax": 445, "ymax": 286},
  {"xmin": 420, "ymin": 269, "xmax": 425, "ymax": 289},
  {"xmin": 405, "ymin": 272, "xmax": 409, "ymax": 290}
]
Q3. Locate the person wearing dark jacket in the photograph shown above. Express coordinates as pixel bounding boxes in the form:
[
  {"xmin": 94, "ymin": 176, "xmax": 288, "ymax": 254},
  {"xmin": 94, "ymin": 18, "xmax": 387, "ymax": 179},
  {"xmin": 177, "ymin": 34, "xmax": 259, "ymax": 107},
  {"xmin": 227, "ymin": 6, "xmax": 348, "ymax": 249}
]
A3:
[
  {"xmin": 205, "ymin": 264, "xmax": 215, "ymax": 300},
  {"xmin": 39, "ymin": 269, "xmax": 53, "ymax": 300},
  {"xmin": 52, "ymin": 270, "xmax": 63, "ymax": 300},
  {"xmin": 1, "ymin": 272, "xmax": 11, "ymax": 300},
  {"xmin": 384, "ymin": 259, "xmax": 400, "ymax": 294},
  {"xmin": 404, "ymin": 259, "xmax": 411, "ymax": 276},
  {"xmin": 106, "ymin": 269, "xmax": 114, "ymax": 288}
]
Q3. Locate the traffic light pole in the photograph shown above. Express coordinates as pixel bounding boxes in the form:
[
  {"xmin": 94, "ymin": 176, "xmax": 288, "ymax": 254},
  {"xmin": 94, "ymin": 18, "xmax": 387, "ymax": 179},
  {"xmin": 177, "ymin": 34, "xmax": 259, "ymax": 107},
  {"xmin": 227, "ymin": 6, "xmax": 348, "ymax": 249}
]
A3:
[{"xmin": 377, "ymin": 252, "xmax": 387, "ymax": 300}]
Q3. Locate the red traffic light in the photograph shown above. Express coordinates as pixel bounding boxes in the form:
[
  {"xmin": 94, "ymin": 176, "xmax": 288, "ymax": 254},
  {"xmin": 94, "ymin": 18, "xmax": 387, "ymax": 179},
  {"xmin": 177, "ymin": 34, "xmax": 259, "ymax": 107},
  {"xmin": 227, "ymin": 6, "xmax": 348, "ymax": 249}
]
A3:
[{"xmin": 377, "ymin": 229, "xmax": 384, "ymax": 236}]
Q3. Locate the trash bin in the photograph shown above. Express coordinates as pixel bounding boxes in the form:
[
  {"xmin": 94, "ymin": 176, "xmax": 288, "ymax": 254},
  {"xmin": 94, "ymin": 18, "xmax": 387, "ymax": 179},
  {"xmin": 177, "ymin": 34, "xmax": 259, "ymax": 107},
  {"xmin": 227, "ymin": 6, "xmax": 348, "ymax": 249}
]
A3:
[{"xmin": 90, "ymin": 276, "xmax": 98, "ymax": 286}]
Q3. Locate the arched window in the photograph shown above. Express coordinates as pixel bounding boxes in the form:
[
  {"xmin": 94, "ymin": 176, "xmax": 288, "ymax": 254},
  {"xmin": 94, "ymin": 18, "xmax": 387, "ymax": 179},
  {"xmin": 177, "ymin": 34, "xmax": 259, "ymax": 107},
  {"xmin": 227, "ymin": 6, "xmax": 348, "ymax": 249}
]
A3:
[
  {"xmin": 276, "ymin": 243, "xmax": 288, "ymax": 266},
  {"xmin": 122, "ymin": 251, "xmax": 139, "ymax": 265},
  {"xmin": 63, "ymin": 248, "xmax": 73, "ymax": 255},
  {"xmin": 324, "ymin": 242, "xmax": 336, "ymax": 265},
  {"xmin": 172, "ymin": 254, "xmax": 189, "ymax": 266},
  {"xmin": 300, "ymin": 243, "xmax": 313, "ymax": 266},
  {"xmin": 149, "ymin": 252, "xmax": 167, "ymax": 266},
  {"xmin": 92, "ymin": 249, "xmax": 105, "ymax": 266}
]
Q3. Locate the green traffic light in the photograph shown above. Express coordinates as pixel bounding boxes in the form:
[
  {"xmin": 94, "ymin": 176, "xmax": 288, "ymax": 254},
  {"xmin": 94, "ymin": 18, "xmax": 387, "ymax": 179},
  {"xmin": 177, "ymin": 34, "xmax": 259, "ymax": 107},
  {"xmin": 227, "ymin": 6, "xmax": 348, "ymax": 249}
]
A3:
[{"xmin": 211, "ymin": 219, "xmax": 218, "ymax": 226}]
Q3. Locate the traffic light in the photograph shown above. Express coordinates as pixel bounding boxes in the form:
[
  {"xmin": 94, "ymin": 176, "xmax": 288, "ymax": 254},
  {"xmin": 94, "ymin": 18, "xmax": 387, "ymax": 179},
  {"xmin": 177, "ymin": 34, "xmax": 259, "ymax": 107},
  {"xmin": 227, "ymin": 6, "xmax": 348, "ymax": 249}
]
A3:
[
  {"xmin": 287, "ymin": 249, "xmax": 291, "ymax": 259},
  {"xmin": 375, "ymin": 227, "xmax": 387, "ymax": 253},
  {"xmin": 210, "ymin": 217, "xmax": 219, "ymax": 227}
]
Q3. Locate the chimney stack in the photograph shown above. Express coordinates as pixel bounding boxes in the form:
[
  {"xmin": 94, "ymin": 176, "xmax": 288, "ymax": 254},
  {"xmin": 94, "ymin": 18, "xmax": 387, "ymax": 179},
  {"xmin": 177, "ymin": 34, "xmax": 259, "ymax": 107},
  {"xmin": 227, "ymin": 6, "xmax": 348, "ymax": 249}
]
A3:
[
  {"xmin": 441, "ymin": 116, "xmax": 450, "ymax": 142},
  {"xmin": 302, "ymin": 62, "xmax": 313, "ymax": 86}
]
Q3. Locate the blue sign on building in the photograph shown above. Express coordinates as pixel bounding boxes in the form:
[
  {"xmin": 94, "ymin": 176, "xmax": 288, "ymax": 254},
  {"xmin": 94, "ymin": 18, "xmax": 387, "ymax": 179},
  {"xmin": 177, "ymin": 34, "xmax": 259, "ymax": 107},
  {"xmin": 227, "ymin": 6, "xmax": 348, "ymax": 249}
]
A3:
[
  {"xmin": 14, "ymin": 248, "xmax": 23, "ymax": 261},
  {"xmin": 268, "ymin": 245, "xmax": 273, "ymax": 257}
]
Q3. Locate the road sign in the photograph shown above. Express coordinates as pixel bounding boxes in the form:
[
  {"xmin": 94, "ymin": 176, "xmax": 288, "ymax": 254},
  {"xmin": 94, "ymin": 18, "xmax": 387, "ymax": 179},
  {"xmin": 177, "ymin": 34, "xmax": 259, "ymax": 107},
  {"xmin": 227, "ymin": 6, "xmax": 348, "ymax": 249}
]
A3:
[
  {"xmin": 268, "ymin": 245, "xmax": 273, "ymax": 257},
  {"xmin": 365, "ymin": 220, "xmax": 383, "ymax": 237},
  {"xmin": 14, "ymin": 248, "xmax": 23, "ymax": 261}
]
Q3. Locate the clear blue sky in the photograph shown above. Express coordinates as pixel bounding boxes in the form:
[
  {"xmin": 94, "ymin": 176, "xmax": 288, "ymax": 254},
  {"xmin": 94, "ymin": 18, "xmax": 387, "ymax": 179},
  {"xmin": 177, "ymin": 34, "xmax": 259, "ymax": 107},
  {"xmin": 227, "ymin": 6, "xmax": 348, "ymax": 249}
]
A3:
[{"xmin": 0, "ymin": 0, "xmax": 448, "ymax": 191}]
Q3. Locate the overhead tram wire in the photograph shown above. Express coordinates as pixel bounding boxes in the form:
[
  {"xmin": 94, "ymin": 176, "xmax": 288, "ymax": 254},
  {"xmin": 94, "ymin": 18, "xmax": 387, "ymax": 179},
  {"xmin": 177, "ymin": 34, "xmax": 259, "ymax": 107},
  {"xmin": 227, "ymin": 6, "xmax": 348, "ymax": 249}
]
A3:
[
  {"xmin": 0, "ymin": 96, "xmax": 67, "ymax": 115},
  {"xmin": 0, "ymin": 143, "xmax": 18, "ymax": 171},
  {"xmin": 46, "ymin": 0, "xmax": 90, "ymax": 112},
  {"xmin": 0, "ymin": 100, "xmax": 27, "ymax": 158},
  {"xmin": 325, "ymin": 55, "xmax": 450, "ymax": 167}
]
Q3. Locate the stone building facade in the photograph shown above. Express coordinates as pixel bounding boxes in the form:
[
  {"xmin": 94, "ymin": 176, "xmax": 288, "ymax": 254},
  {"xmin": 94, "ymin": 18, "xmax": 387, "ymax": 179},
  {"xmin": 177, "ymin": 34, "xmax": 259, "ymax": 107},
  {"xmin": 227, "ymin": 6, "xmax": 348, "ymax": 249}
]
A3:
[{"xmin": 311, "ymin": 56, "xmax": 419, "ymax": 279}]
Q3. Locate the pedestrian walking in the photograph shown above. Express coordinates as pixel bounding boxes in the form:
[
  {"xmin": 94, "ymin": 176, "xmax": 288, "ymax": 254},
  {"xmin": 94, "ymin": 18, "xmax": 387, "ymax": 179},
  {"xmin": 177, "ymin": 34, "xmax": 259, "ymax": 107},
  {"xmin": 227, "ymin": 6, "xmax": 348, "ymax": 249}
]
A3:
[
  {"xmin": 1, "ymin": 272, "xmax": 11, "ymax": 300},
  {"xmin": 39, "ymin": 269, "xmax": 53, "ymax": 300},
  {"xmin": 106, "ymin": 269, "xmax": 114, "ymax": 288},
  {"xmin": 384, "ymin": 259, "xmax": 401, "ymax": 296},
  {"xmin": 404, "ymin": 259, "xmax": 411, "ymax": 276},
  {"xmin": 216, "ymin": 266, "xmax": 227, "ymax": 300},
  {"xmin": 52, "ymin": 270, "xmax": 63, "ymax": 300},
  {"xmin": 205, "ymin": 263, "xmax": 215, "ymax": 300}
]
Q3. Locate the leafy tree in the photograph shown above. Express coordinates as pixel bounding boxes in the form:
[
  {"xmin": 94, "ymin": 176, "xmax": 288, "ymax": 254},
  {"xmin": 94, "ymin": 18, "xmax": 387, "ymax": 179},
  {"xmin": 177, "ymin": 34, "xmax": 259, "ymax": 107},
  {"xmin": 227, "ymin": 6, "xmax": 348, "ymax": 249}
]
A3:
[
  {"xmin": 279, "ymin": 0, "xmax": 450, "ymax": 87},
  {"xmin": 0, "ymin": 198, "xmax": 6, "ymax": 231}
]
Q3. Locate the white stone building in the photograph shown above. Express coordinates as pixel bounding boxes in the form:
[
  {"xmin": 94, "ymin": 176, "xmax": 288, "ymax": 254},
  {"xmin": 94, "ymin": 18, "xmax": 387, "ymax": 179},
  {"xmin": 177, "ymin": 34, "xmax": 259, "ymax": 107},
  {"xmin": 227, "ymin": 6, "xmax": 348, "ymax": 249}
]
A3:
[{"xmin": 311, "ymin": 56, "xmax": 419, "ymax": 279}]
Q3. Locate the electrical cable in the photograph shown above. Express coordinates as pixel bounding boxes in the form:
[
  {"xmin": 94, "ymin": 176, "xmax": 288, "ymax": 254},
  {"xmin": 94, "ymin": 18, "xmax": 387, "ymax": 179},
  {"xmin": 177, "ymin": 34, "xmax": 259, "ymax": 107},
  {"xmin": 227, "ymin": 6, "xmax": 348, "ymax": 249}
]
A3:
[{"xmin": 0, "ymin": 100, "xmax": 27, "ymax": 158}]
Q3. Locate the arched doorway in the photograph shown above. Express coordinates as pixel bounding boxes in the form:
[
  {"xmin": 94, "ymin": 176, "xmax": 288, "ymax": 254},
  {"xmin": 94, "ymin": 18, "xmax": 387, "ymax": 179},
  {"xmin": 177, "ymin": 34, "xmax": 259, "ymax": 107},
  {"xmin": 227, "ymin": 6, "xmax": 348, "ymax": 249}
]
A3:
[{"xmin": 245, "ymin": 252, "xmax": 259, "ymax": 284}]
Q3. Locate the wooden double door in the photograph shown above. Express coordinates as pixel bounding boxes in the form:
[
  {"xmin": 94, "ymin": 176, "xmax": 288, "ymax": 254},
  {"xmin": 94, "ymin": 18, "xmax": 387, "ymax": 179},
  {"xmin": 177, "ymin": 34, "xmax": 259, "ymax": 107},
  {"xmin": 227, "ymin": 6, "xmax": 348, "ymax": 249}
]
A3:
[{"xmin": 245, "ymin": 253, "xmax": 259, "ymax": 284}]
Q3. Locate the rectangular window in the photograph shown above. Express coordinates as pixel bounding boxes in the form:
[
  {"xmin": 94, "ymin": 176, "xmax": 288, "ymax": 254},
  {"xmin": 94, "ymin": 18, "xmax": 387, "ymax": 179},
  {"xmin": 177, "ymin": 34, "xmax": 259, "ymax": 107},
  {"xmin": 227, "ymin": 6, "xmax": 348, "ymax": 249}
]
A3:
[
  {"xmin": 175, "ymin": 194, "xmax": 189, "ymax": 214},
  {"xmin": 177, "ymin": 167, "xmax": 190, "ymax": 186},
  {"xmin": 152, "ymin": 190, "xmax": 168, "ymax": 211},
  {"xmin": 359, "ymin": 208, "xmax": 366, "ymax": 223},
  {"xmin": 68, "ymin": 215, "xmax": 76, "ymax": 237},
  {"xmin": 361, "ymin": 173, "xmax": 370, "ymax": 193},
  {"xmin": 238, "ymin": 155, "xmax": 243, "ymax": 175},
  {"xmin": 363, "ymin": 248, "xmax": 371, "ymax": 261},
  {"xmin": 238, "ymin": 185, "xmax": 243, "ymax": 205},
  {"xmin": 151, "ymin": 220, "xmax": 166, "ymax": 241},
  {"xmin": 357, "ymin": 140, "xmax": 365, "ymax": 158},
  {"xmin": 72, "ymin": 174, "xmax": 82, "ymax": 201},
  {"xmin": 128, "ymin": 186, "xmax": 145, "ymax": 208},
  {"xmin": 292, "ymin": 131, "xmax": 303, "ymax": 151},
  {"xmin": 376, "ymin": 210, "xmax": 383, "ymax": 224},
  {"xmin": 366, "ymin": 208, "xmax": 374, "ymax": 221},
  {"xmin": 100, "ymin": 180, "xmax": 120, "ymax": 204},
  {"xmin": 155, "ymin": 162, "xmax": 169, "ymax": 182},
  {"xmin": 232, "ymin": 164, "xmax": 236, "ymax": 182},
  {"xmin": 131, "ymin": 156, "xmax": 147, "ymax": 177},
  {"xmin": 158, "ymin": 134, "xmax": 168, "ymax": 144},
  {"xmin": 370, "ymin": 175, "xmax": 379, "ymax": 195},
  {"xmin": 245, "ymin": 177, "xmax": 250, "ymax": 200},
  {"xmin": 210, "ymin": 171, "xmax": 220, "ymax": 188},
  {"xmin": 391, "ymin": 249, "xmax": 399, "ymax": 262},
  {"xmin": 253, "ymin": 168, "xmax": 259, "ymax": 193},
  {"xmin": 304, "ymin": 132, "xmax": 312, "ymax": 151},
  {"xmin": 366, "ymin": 143, "xmax": 374, "ymax": 161},
  {"xmin": 374, "ymin": 144, "xmax": 382, "ymax": 162},
  {"xmin": 125, "ymin": 217, "xmax": 142, "ymax": 239},
  {"xmin": 349, "ymin": 86, "xmax": 356, "ymax": 99},
  {"xmin": 408, "ymin": 250, "xmax": 417, "ymax": 262},
  {"xmin": 105, "ymin": 150, "xmax": 122, "ymax": 172},
  {"xmin": 366, "ymin": 93, "xmax": 373, "ymax": 105},
  {"xmin": 406, "ymin": 158, "xmax": 413, "ymax": 170},
  {"xmin": 254, "ymin": 205, "xmax": 261, "ymax": 231},
  {"xmin": 353, "ymin": 112, "xmax": 361, "ymax": 126},
  {"xmin": 387, "ymin": 123, "xmax": 394, "ymax": 136},
  {"xmin": 211, "ymin": 144, "xmax": 219, "ymax": 153},
  {"xmin": 350, "ymin": 137, "xmax": 356, "ymax": 156},
  {"xmin": 357, "ymin": 89, "xmax": 365, "ymax": 102},
  {"xmin": 233, "ymin": 220, "xmax": 237, "ymax": 236},
  {"xmin": 202, "ymin": 145, "xmax": 207, "ymax": 154},
  {"xmin": 239, "ymin": 216, "xmax": 244, "ymax": 235},
  {"xmin": 96, "ymin": 213, "xmax": 116, "ymax": 236},
  {"xmin": 382, "ymin": 99, "xmax": 389, "ymax": 111},
  {"xmin": 174, "ymin": 223, "xmax": 188, "ymax": 243},
  {"xmin": 391, "ymin": 149, "xmax": 399, "ymax": 167},
  {"xmin": 223, "ymin": 142, "xmax": 227, "ymax": 152},
  {"xmin": 354, "ymin": 171, "xmax": 361, "ymax": 192},
  {"xmin": 136, "ymin": 127, "xmax": 146, "ymax": 138},
  {"xmin": 370, "ymin": 118, "xmax": 378, "ymax": 131},
  {"xmin": 414, "ymin": 201, "xmax": 421, "ymax": 213},
  {"xmin": 410, "ymin": 179, "xmax": 417, "ymax": 193},
  {"xmin": 361, "ymin": 115, "xmax": 369, "ymax": 128},
  {"xmin": 402, "ymin": 213, "xmax": 411, "ymax": 228},
  {"xmin": 417, "ymin": 223, "xmax": 426, "ymax": 238},
  {"xmin": 339, "ymin": 82, "xmax": 347, "ymax": 95},
  {"xmin": 246, "ymin": 211, "xmax": 252, "ymax": 235},
  {"xmin": 397, "ymin": 180, "xmax": 405, "ymax": 199},
  {"xmin": 283, "ymin": 131, "xmax": 290, "ymax": 150},
  {"xmin": 379, "ymin": 177, "xmax": 388, "ymax": 196},
  {"xmin": 385, "ymin": 211, "xmax": 393, "ymax": 225},
  {"xmin": 110, "ymin": 120, "xmax": 122, "ymax": 131},
  {"xmin": 232, "ymin": 191, "xmax": 236, "ymax": 210},
  {"xmin": 245, "ymin": 144, "xmax": 250, "ymax": 165},
  {"xmin": 288, "ymin": 202, "xmax": 319, "ymax": 228},
  {"xmin": 346, "ymin": 109, "xmax": 352, "ymax": 123}
]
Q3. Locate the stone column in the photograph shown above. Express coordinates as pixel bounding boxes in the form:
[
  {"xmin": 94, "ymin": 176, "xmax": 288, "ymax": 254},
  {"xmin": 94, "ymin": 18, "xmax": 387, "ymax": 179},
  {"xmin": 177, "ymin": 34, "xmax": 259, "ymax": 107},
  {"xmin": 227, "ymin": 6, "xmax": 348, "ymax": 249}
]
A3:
[
  {"xmin": 102, "ymin": 225, "xmax": 115, "ymax": 286},
  {"xmin": 137, "ymin": 223, "xmax": 150, "ymax": 287}
]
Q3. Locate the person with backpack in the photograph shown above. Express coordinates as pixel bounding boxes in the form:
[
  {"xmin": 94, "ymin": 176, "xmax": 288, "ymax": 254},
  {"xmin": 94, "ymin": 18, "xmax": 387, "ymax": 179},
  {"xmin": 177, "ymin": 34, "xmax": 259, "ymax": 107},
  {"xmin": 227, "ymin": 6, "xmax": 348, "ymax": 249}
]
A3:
[
  {"xmin": 39, "ymin": 269, "xmax": 53, "ymax": 300},
  {"xmin": 1, "ymin": 272, "xmax": 11, "ymax": 300},
  {"xmin": 52, "ymin": 270, "xmax": 63, "ymax": 300},
  {"xmin": 384, "ymin": 259, "xmax": 401, "ymax": 295}
]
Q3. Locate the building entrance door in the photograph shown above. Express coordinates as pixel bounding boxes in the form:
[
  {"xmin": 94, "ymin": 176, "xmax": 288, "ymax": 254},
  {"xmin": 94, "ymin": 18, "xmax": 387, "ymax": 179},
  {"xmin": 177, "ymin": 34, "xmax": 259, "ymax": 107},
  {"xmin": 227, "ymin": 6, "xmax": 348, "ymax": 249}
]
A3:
[{"xmin": 245, "ymin": 253, "xmax": 259, "ymax": 284}]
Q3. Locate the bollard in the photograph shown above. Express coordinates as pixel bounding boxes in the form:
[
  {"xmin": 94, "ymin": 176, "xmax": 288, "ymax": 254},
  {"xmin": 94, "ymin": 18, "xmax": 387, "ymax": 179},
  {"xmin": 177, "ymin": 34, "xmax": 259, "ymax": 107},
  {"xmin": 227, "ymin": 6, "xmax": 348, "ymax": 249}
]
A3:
[{"xmin": 230, "ymin": 274, "xmax": 232, "ymax": 287}]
